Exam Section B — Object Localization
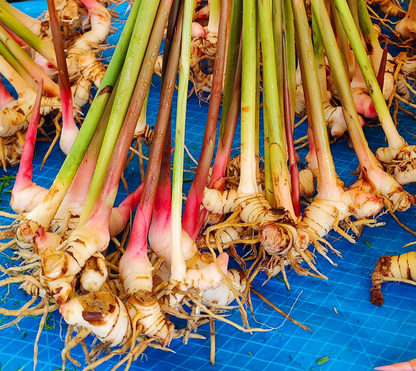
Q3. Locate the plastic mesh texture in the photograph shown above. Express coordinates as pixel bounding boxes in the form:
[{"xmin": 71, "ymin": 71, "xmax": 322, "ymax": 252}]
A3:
[{"xmin": 0, "ymin": 1, "xmax": 415, "ymax": 370}]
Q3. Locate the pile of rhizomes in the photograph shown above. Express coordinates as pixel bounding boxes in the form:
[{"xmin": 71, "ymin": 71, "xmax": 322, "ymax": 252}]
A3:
[{"xmin": 2, "ymin": 0, "xmax": 416, "ymax": 370}]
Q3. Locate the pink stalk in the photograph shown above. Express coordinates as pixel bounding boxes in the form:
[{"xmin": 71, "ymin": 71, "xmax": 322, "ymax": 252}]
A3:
[
  {"xmin": 109, "ymin": 184, "xmax": 144, "ymax": 237},
  {"xmin": 56, "ymin": 88, "xmax": 119, "ymax": 216},
  {"xmin": 12, "ymin": 80, "xmax": 43, "ymax": 196},
  {"xmin": 353, "ymin": 89, "xmax": 377, "ymax": 118},
  {"xmin": 79, "ymin": 0, "xmax": 101, "ymax": 12},
  {"xmin": 374, "ymin": 358, "xmax": 416, "ymax": 371},
  {"xmin": 182, "ymin": 0, "xmax": 230, "ymax": 240},
  {"xmin": 284, "ymin": 67, "xmax": 301, "ymax": 217},
  {"xmin": 0, "ymin": 75, "xmax": 13, "ymax": 109},
  {"xmin": 121, "ymin": 2, "xmax": 180, "ymax": 278},
  {"xmin": 352, "ymin": 61, "xmax": 377, "ymax": 119},
  {"xmin": 208, "ymin": 47, "xmax": 242, "ymax": 189},
  {"xmin": 57, "ymin": 154, "xmax": 97, "ymax": 213},
  {"xmin": 149, "ymin": 130, "xmax": 172, "ymax": 256},
  {"xmin": 305, "ymin": 126, "xmax": 318, "ymax": 177},
  {"xmin": 46, "ymin": 0, "xmax": 78, "ymax": 154}
]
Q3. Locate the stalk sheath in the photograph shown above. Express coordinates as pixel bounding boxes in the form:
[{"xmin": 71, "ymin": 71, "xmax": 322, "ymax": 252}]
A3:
[
  {"xmin": 171, "ymin": 0, "xmax": 193, "ymax": 283},
  {"xmin": 334, "ymin": 0, "xmax": 406, "ymax": 162}
]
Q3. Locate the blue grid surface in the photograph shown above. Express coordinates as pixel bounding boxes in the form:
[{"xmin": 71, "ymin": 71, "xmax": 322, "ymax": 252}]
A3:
[{"xmin": 0, "ymin": 1, "xmax": 416, "ymax": 370}]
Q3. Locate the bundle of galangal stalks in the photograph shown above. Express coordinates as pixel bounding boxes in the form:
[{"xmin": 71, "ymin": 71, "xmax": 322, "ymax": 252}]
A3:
[
  {"xmin": 0, "ymin": 0, "xmax": 120, "ymax": 170},
  {"xmin": 2, "ymin": 0, "xmax": 416, "ymax": 370}
]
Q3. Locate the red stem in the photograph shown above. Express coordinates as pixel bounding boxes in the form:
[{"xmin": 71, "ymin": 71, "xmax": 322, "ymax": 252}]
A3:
[
  {"xmin": 191, "ymin": 44, "xmax": 242, "ymax": 237},
  {"xmin": 46, "ymin": 0, "xmax": 76, "ymax": 134},
  {"xmin": 13, "ymin": 80, "xmax": 43, "ymax": 195},
  {"xmin": 88, "ymin": 0, "xmax": 173, "ymax": 237},
  {"xmin": 182, "ymin": 0, "xmax": 230, "ymax": 239},
  {"xmin": 0, "ymin": 75, "xmax": 13, "ymax": 109},
  {"xmin": 115, "ymin": 183, "xmax": 144, "ymax": 220},
  {"xmin": 127, "ymin": 3, "xmax": 181, "ymax": 257},
  {"xmin": 209, "ymin": 44, "xmax": 242, "ymax": 189},
  {"xmin": 162, "ymin": 0, "xmax": 182, "ymax": 82},
  {"xmin": 151, "ymin": 126, "xmax": 172, "ymax": 234},
  {"xmin": 377, "ymin": 44, "xmax": 388, "ymax": 92}
]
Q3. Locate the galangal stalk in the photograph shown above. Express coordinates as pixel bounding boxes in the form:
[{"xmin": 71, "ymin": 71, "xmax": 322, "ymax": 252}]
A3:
[
  {"xmin": 14, "ymin": 0, "xmax": 142, "ymax": 250},
  {"xmin": 41, "ymin": 0, "xmax": 165, "ymax": 305},
  {"xmin": 203, "ymin": 0, "xmax": 298, "ymax": 262},
  {"xmin": 335, "ymin": 0, "xmax": 416, "ymax": 189},
  {"xmin": 293, "ymin": 0, "xmax": 383, "ymax": 264},
  {"xmin": 312, "ymin": 0, "xmax": 413, "ymax": 211},
  {"xmin": 169, "ymin": 0, "xmax": 228, "ymax": 307}
]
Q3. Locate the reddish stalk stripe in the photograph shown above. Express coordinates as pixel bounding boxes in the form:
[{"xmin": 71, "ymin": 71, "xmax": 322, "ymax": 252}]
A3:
[
  {"xmin": 162, "ymin": 0, "xmax": 182, "ymax": 81},
  {"xmin": 13, "ymin": 80, "xmax": 43, "ymax": 195},
  {"xmin": 85, "ymin": 0, "xmax": 174, "ymax": 243},
  {"xmin": 209, "ymin": 46, "xmax": 242, "ymax": 189},
  {"xmin": 3, "ymin": 26, "xmax": 27, "ymax": 47},
  {"xmin": 127, "ymin": 1, "xmax": 180, "ymax": 256},
  {"xmin": 46, "ymin": 0, "xmax": 77, "ymax": 139},
  {"xmin": 377, "ymin": 44, "xmax": 388, "ymax": 91},
  {"xmin": 182, "ymin": 0, "xmax": 230, "ymax": 239},
  {"xmin": 150, "ymin": 120, "xmax": 173, "ymax": 239}
]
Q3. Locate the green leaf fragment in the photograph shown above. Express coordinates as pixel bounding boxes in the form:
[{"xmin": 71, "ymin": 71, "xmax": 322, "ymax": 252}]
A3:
[{"xmin": 317, "ymin": 356, "xmax": 330, "ymax": 365}]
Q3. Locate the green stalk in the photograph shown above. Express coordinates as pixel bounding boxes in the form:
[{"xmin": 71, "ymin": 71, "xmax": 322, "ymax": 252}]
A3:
[
  {"xmin": 282, "ymin": 0, "xmax": 296, "ymax": 127},
  {"xmin": 258, "ymin": 0, "xmax": 294, "ymax": 216},
  {"xmin": 0, "ymin": 39, "xmax": 37, "ymax": 91},
  {"xmin": 171, "ymin": 0, "xmax": 193, "ymax": 283},
  {"xmin": 85, "ymin": 0, "xmax": 173, "ymax": 228},
  {"xmin": 291, "ymin": 0, "xmax": 340, "ymax": 197},
  {"xmin": 0, "ymin": 25, "xmax": 58, "ymax": 96},
  {"xmin": 334, "ymin": 0, "xmax": 406, "ymax": 163},
  {"xmin": 239, "ymin": 0, "xmax": 258, "ymax": 195},
  {"xmin": 79, "ymin": 0, "xmax": 161, "ymax": 224},
  {"xmin": 356, "ymin": 0, "xmax": 383, "ymax": 74},
  {"xmin": 207, "ymin": 0, "xmax": 221, "ymax": 34},
  {"xmin": 258, "ymin": 0, "xmax": 284, "ymax": 149},
  {"xmin": 272, "ymin": 0, "xmax": 284, "ymax": 125},
  {"xmin": 0, "ymin": 3, "xmax": 57, "ymax": 67},
  {"xmin": 262, "ymin": 2, "xmax": 275, "ymax": 206},
  {"xmin": 346, "ymin": 0, "xmax": 360, "ymax": 30},
  {"xmin": 330, "ymin": 0, "xmax": 350, "ymax": 79},
  {"xmin": 0, "ymin": 0, "xmax": 41, "ymax": 34},
  {"xmin": 311, "ymin": 0, "xmax": 411, "ymax": 211},
  {"xmin": 22, "ymin": 0, "xmax": 142, "ymax": 229},
  {"xmin": 182, "ymin": 0, "xmax": 230, "ymax": 239},
  {"xmin": 219, "ymin": 0, "xmax": 243, "ymax": 139},
  {"xmin": 255, "ymin": 9, "xmax": 261, "ymax": 174},
  {"xmin": 263, "ymin": 94, "xmax": 275, "ymax": 207},
  {"xmin": 312, "ymin": 9, "xmax": 327, "ymax": 100}
]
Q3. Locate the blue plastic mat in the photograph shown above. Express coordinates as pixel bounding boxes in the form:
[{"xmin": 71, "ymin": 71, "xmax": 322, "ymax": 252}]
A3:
[{"xmin": 1, "ymin": 1, "xmax": 416, "ymax": 370}]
